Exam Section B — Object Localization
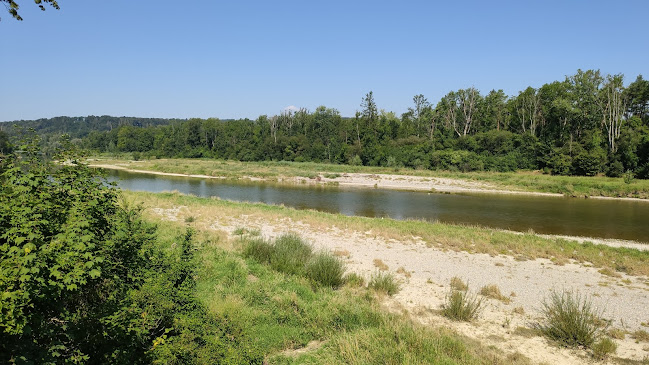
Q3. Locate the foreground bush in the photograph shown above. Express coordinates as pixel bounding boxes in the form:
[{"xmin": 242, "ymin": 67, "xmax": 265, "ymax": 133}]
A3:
[
  {"xmin": 537, "ymin": 290, "xmax": 606, "ymax": 348},
  {"xmin": 0, "ymin": 136, "xmax": 263, "ymax": 363}
]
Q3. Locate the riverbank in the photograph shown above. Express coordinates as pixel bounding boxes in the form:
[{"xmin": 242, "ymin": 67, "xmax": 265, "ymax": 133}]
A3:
[
  {"xmin": 126, "ymin": 190, "xmax": 649, "ymax": 364},
  {"xmin": 90, "ymin": 157, "xmax": 649, "ymax": 200}
]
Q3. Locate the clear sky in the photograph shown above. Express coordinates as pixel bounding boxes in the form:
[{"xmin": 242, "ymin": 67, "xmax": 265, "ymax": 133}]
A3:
[{"xmin": 1, "ymin": 0, "xmax": 647, "ymax": 122}]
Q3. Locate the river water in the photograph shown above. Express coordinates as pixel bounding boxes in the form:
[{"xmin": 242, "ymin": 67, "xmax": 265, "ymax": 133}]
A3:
[{"xmin": 108, "ymin": 169, "xmax": 649, "ymax": 243}]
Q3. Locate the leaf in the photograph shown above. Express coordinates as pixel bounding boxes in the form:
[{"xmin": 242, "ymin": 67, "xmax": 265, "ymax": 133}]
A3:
[{"xmin": 89, "ymin": 269, "xmax": 101, "ymax": 279}]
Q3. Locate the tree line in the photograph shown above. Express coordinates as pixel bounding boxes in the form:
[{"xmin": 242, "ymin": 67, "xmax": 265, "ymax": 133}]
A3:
[{"xmin": 4, "ymin": 69, "xmax": 649, "ymax": 178}]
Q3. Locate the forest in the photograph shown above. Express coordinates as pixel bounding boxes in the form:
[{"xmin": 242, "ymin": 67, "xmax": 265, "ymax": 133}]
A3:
[{"xmin": 3, "ymin": 69, "xmax": 649, "ymax": 178}]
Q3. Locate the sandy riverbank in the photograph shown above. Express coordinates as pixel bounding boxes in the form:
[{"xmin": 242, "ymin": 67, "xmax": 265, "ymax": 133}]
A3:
[
  {"xmin": 146, "ymin": 203, "xmax": 649, "ymax": 365},
  {"xmin": 92, "ymin": 162, "xmax": 649, "ymax": 201}
]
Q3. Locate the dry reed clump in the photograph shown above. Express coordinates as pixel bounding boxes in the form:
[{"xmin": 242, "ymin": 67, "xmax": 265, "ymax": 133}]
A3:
[
  {"xmin": 479, "ymin": 284, "xmax": 511, "ymax": 304},
  {"xmin": 449, "ymin": 276, "xmax": 468, "ymax": 291},
  {"xmin": 373, "ymin": 258, "xmax": 389, "ymax": 271},
  {"xmin": 396, "ymin": 267, "xmax": 411, "ymax": 278}
]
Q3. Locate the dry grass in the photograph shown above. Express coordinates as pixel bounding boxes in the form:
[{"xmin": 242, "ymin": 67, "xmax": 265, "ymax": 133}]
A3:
[
  {"xmin": 373, "ymin": 258, "xmax": 389, "ymax": 271},
  {"xmin": 608, "ymin": 328, "xmax": 626, "ymax": 340},
  {"xmin": 333, "ymin": 249, "xmax": 351, "ymax": 258},
  {"xmin": 450, "ymin": 276, "xmax": 468, "ymax": 291},
  {"xmin": 598, "ymin": 267, "xmax": 622, "ymax": 278},
  {"xmin": 396, "ymin": 267, "xmax": 411, "ymax": 278},
  {"xmin": 512, "ymin": 306, "xmax": 525, "ymax": 315},
  {"xmin": 632, "ymin": 330, "xmax": 649, "ymax": 342},
  {"xmin": 479, "ymin": 284, "xmax": 511, "ymax": 304}
]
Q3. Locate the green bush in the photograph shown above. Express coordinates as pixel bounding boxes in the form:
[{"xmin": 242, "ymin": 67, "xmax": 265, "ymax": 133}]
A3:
[
  {"xmin": 368, "ymin": 272, "xmax": 400, "ymax": 296},
  {"xmin": 550, "ymin": 154, "xmax": 572, "ymax": 175},
  {"xmin": 0, "ymin": 135, "xmax": 263, "ymax": 363},
  {"xmin": 537, "ymin": 290, "xmax": 606, "ymax": 348},
  {"xmin": 305, "ymin": 252, "xmax": 345, "ymax": 288},
  {"xmin": 243, "ymin": 237, "xmax": 275, "ymax": 264},
  {"xmin": 270, "ymin": 233, "xmax": 313, "ymax": 275},
  {"xmin": 441, "ymin": 289, "xmax": 483, "ymax": 321}
]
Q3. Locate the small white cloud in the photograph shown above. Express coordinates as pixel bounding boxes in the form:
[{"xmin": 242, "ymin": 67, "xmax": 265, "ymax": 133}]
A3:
[{"xmin": 283, "ymin": 105, "xmax": 299, "ymax": 112}]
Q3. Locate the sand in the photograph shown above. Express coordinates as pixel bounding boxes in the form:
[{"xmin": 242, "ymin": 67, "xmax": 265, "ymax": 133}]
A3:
[{"xmin": 147, "ymin": 205, "xmax": 649, "ymax": 364}]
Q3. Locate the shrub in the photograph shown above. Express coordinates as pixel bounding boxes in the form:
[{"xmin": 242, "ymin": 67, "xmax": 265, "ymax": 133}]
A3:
[
  {"xmin": 606, "ymin": 160, "xmax": 624, "ymax": 178},
  {"xmin": 537, "ymin": 290, "xmax": 606, "ymax": 348},
  {"xmin": 442, "ymin": 289, "xmax": 483, "ymax": 321},
  {"xmin": 306, "ymin": 252, "xmax": 345, "ymax": 288},
  {"xmin": 591, "ymin": 337, "xmax": 617, "ymax": 360},
  {"xmin": 270, "ymin": 233, "xmax": 313, "ymax": 275},
  {"xmin": 243, "ymin": 238, "xmax": 274, "ymax": 264},
  {"xmin": 368, "ymin": 272, "xmax": 400, "ymax": 296}
]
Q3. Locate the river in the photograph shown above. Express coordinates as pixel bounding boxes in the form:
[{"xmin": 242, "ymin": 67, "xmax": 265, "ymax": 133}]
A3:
[{"xmin": 108, "ymin": 169, "xmax": 649, "ymax": 243}]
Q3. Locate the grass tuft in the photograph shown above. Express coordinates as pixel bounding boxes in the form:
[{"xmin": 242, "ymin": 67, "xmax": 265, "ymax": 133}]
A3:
[
  {"xmin": 368, "ymin": 272, "xmax": 400, "ymax": 296},
  {"xmin": 450, "ymin": 276, "xmax": 468, "ymax": 291},
  {"xmin": 343, "ymin": 272, "xmax": 365, "ymax": 287},
  {"xmin": 537, "ymin": 290, "xmax": 607, "ymax": 348},
  {"xmin": 270, "ymin": 233, "xmax": 313, "ymax": 275},
  {"xmin": 591, "ymin": 337, "xmax": 617, "ymax": 360},
  {"xmin": 243, "ymin": 237, "xmax": 274, "ymax": 264},
  {"xmin": 441, "ymin": 288, "xmax": 483, "ymax": 322},
  {"xmin": 305, "ymin": 252, "xmax": 345, "ymax": 288},
  {"xmin": 632, "ymin": 329, "xmax": 649, "ymax": 342},
  {"xmin": 479, "ymin": 284, "xmax": 511, "ymax": 304}
]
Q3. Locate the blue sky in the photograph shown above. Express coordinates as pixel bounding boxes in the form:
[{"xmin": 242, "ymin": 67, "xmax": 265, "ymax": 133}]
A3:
[{"xmin": 1, "ymin": 0, "xmax": 647, "ymax": 122}]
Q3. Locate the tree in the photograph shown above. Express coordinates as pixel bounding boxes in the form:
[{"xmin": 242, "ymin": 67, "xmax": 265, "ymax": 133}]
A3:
[
  {"xmin": 514, "ymin": 87, "xmax": 543, "ymax": 137},
  {"xmin": 408, "ymin": 94, "xmax": 431, "ymax": 138},
  {"xmin": 624, "ymin": 75, "xmax": 649, "ymax": 121},
  {"xmin": 598, "ymin": 74, "xmax": 626, "ymax": 153},
  {"xmin": 0, "ymin": 130, "xmax": 11, "ymax": 155},
  {"xmin": 1, "ymin": 0, "xmax": 59, "ymax": 21}
]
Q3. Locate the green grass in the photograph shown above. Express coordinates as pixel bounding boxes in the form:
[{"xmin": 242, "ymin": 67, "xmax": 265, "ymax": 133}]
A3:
[
  {"xmin": 367, "ymin": 272, "xmax": 400, "ymax": 296},
  {"xmin": 537, "ymin": 290, "xmax": 606, "ymax": 348},
  {"xmin": 243, "ymin": 235, "xmax": 345, "ymax": 289},
  {"xmin": 151, "ymin": 217, "xmax": 529, "ymax": 364},
  {"xmin": 92, "ymin": 156, "xmax": 649, "ymax": 199}
]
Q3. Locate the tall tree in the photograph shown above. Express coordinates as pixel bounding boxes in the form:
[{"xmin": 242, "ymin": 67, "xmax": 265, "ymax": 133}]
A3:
[
  {"xmin": 408, "ymin": 94, "xmax": 431, "ymax": 138},
  {"xmin": 515, "ymin": 87, "xmax": 543, "ymax": 137},
  {"xmin": 457, "ymin": 87, "xmax": 480, "ymax": 137},
  {"xmin": 599, "ymin": 74, "xmax": 626, "ymax": 152}
]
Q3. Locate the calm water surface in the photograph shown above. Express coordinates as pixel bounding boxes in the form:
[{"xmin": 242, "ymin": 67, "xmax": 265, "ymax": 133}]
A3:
[{"xmin": 108, "ymin": 170, "xmax": 649, "ymax": 243}]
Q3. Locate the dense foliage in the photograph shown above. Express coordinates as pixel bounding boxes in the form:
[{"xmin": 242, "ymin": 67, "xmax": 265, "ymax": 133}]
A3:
[
  {"xmin": 3, "ymin": 69, "xmax": 649, "ymax": 178},
  {"xmin": 0, "ymin": 135, "xmax": 261, "ymax": 363}
]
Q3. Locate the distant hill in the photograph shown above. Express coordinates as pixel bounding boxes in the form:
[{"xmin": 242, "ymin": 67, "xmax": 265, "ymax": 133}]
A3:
[{"xmin": 0, "ymin": 116, "xmax": 181, "ymax": 139}]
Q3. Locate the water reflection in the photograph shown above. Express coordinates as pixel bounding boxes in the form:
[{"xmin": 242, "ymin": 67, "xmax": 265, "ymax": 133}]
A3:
[{"xmin": 107, "ymin": 170, "xmax": 649, "ymax": 243}]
